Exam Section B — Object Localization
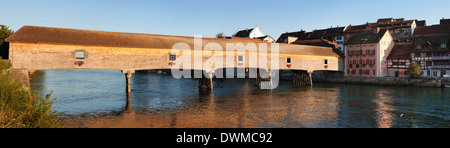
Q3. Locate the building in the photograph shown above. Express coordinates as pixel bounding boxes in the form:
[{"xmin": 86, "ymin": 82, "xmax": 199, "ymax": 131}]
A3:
[
  {"xmin": 344, "ymin": 28, "xmax": 395, "ymax": 77},
  {"xmin": 256, "ymin": 35, "xmax": 275, "ymax": 43},
  {"xmin": 232, "ymin": 25, "xmax": 274, "ymax": 42},
  {"xmin": 233, "ymin": 25, "xmax": 265, "ymax": 39},
  {"xmin": 277, "ymin": 26, "xmax": 346, "ymax": 52},
  {"xmin": 411, "ymin": 18, "xmax": 450, "ymax": 78},
  {"xmin": 344, "ymin": 18, "xmax": 426, "ymax": 44},
  {"xmin": 387, "ymin": 43, "xmax": 413, "ymax": 77}
]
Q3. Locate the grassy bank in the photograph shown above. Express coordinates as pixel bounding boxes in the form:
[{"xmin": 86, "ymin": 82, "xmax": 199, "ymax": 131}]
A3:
[{"xmin": 0, "ymin": 58, "xmax": 62, "ymax": 128}]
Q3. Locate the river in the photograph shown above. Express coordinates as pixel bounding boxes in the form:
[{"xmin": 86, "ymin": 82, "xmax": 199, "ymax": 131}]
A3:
[{"xmin": 30, "ymin": 69, "xmax": 449, "ymax": 128}]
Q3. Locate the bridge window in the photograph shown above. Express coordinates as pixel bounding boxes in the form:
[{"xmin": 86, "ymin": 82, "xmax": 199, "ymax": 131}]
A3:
[
  {"xmin": 237, "ymin": 55, "xmax": 244, "ymax": 62},
  {"xmin": 286, "ymin": 57, "xmax": 291, "ymax": 64},
  {"xmin": 75, "ymin": 51, "xmax": 85, "ymax": 59},
  {"xmin": 324, "ymin": 59, "xmax": 328, "ymax": 65},
  {"xmin": 169, "ymin": 54, "xmax": 176, "ymax": 61}
]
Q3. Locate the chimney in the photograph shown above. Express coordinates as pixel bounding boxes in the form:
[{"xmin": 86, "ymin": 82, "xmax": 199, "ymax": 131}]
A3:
[{"xmin": 373, "ymin": 27, "xmax": 380, "ymax": 35}]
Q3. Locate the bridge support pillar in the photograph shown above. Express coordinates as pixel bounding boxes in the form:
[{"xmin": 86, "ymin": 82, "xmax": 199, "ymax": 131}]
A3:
[
  {"xmin": 199, "ymin": 71, "xmax": 213, "ymax": 90},
  {"xmin": 308, "ymin": 71, "xmax": 313, "ymax": 87},
  {"xmin": 292, "ymin": 70, "xmax": 313, "ymax": 87},
  {"xmin": 122, "ymin": 70, "xmax": 135, "ymax": 93},
  {"xmin": 255, "ymin": 69, "xmax": 273, "ymax": 89}
]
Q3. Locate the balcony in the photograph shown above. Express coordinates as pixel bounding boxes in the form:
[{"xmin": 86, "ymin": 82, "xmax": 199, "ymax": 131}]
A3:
[
  {"xmin": 430, "ymin": 56, "xmax": 450, "ymax": 60},
  {"xmin": 431, "ymin": 65, "xmax": 450, "ymax": 69}
]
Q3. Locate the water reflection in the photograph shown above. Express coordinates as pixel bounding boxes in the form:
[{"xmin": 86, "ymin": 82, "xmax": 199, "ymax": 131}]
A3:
[
  {"xmin": 30, "ymin": 70, "xmax": 450, "ymax": 128},
  {"xmin": 374, "ymin": 89, "xmax": 394, "ymax": 128}
]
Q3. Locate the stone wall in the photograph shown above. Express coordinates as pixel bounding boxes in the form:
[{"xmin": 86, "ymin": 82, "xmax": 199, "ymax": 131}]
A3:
[{"xmin": 313, "ymin": 71, "xmax": 444, "ymax": 87}]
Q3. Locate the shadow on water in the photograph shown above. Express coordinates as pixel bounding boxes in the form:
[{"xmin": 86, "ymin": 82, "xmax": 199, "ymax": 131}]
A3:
[{"xmin": 30, "ymin": 70, "xmax": 450, "ymax": 128}]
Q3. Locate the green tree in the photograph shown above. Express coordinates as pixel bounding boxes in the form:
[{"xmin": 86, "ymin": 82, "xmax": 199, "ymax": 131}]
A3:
[
  {"xmin": 216, "ymin": 32, "xmax": 226, "ymax": 38},
  {"xmin": 0, "ymin": 25, "xmax": 14, "ymax": 59},
  {"xmin": 407, "ymin": 62, "xmax": 422, "ymax": 79}
]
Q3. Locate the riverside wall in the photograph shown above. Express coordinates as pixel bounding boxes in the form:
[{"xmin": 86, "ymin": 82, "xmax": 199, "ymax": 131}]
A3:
[{"xmin": 312, "ymin": 71, "xmax": 448, "ymax": 88}]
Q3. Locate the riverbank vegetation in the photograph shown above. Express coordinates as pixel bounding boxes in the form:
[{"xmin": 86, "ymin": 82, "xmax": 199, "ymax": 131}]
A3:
[{"xmin": 0, "ymin": 58, "xmax": 62, "ymax": 128}]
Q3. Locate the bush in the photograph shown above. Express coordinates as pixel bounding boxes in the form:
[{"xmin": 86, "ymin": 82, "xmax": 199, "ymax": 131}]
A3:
[
  {"xmin": 407, "ymin": 63, "xmax": 422, "ymax": 79},
  {"xmin": 0, "ymin": 58, "xmax": 62, "ymax": 128}
]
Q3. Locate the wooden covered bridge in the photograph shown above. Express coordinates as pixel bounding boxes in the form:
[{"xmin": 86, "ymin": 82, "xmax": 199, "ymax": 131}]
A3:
[{"xmin": 5, "ymin": 26, "xmax": 343, "ymax": 91}]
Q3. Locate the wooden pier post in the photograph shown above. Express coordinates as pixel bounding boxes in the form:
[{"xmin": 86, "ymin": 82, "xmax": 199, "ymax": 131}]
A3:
[
  {"xmin": 292, "ymin": 70, "xmax": 313, "ymax": 87},
  {"xmin": 199, "ymin": 71, "xmax": 213, "ymax": 90}
]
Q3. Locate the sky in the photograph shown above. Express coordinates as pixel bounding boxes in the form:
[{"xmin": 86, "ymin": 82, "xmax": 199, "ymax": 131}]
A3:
[{"xmin": 1, "ymin": 0, "xmax": 450, "ymax": 39}]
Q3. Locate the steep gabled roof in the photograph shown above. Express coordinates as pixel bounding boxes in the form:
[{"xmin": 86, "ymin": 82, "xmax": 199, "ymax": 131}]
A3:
[
  {"xmin": 344, "ymin": 29, "xmax": 389, "ymax": 45},
  {"xmin": 414, "ymin": 24, "xmax": 450, "ymax": 36},
  {"xmin": 276, "ymin": 31, "xmax": 307, "ymax": 43},
  {"xmin": 387, "ymin": 44, "xmax": 413, "ymax": 60},
  {"xmin": 233, "ymin": 29, "xmax": 254, "ymax": 37}
]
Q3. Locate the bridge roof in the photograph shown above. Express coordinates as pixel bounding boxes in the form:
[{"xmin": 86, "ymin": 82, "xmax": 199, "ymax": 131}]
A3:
[{"xmin": 6, "ymin": 25, "xmax": 340, "ymax": 57}]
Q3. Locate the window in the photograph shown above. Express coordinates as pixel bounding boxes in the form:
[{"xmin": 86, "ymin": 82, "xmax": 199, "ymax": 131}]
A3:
[
  {"xmin": 169, "ymin": 54, "xmax": 176, "ymax": 61},
  {"xmin": 238, "ymin": 55, "xmax": 244, "ymax": 62},
  {"xmin": 286, "ymin": 57, "xmax": 291, "ymax": 64},
  {"xmin": 324, "ymin": 59, "xmax": 328, "ymax": 65},
  {"xmin": 75, "ymin": 51, "xmax": 85, "ymax": 59},
  {"xmin": 441, "ymin": 43, "xmax": 447, "ymax": 48},
  {"xmin": 349, "ymin": 50, "xmax": 353, "ymax": 56}
]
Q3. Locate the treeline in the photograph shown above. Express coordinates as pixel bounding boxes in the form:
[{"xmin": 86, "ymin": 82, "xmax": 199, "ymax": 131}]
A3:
[{"xmin": 0, "ymin": 25, "xmax": 13, "ymax": 59}]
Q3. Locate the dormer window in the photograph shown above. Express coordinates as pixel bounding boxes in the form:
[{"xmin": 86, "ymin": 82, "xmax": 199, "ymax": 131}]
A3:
[{"xmin": 424, "ymin": 41, "xmax": 432, "ymax": 48}]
